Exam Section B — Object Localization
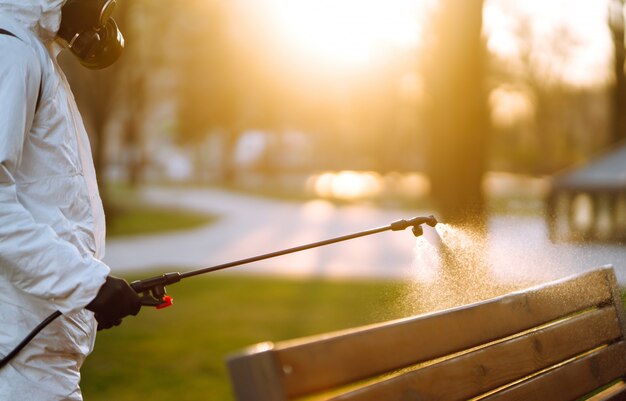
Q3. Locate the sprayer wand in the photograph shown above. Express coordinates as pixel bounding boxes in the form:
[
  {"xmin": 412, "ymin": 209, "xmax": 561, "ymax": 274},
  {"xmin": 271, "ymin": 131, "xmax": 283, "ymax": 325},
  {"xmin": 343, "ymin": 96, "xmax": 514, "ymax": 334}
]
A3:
[
  {"xmin": 0, "ymin": 215, "xmax": 437, "ymax": 370},
  {"xmin": 130, "ymin": 215, "xmax": 438, "ymax": 308}
]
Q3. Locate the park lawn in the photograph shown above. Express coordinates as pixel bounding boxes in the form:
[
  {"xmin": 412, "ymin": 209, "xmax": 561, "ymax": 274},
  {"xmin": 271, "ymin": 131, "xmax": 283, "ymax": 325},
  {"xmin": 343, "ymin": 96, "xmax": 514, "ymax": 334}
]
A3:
[
  {"xmin": 106, "ymin": 205, "xmax": 216, "ymax": 237},
  {"xmin": 80, "ymin": 273, "xmax": 416, "ymax": 401},
  {"xmin": 104, "ymin": 184, "xmax": 216, "ymax": 238},
  {"xmin": 81, "ymin": 272, "xmax": 626, "ymax": 401}
]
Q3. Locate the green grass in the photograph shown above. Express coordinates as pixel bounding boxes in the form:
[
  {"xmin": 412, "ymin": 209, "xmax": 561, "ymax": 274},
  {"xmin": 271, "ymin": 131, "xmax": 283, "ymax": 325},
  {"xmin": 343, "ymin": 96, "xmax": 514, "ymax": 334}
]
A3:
[
  {"xmin": 80, "ymin": 274, "xmax": 626, "ymax": 401},
  {"xmin": 107, "ymin": 205, "xmax": 216, "ymax": 238},
  {"xmin": 80, "ymin": 274, "xmax": 415, "ymax": 401},
  {"xmin": 104, "ymin": 183, "xmax": 216, "ymax": 238}
]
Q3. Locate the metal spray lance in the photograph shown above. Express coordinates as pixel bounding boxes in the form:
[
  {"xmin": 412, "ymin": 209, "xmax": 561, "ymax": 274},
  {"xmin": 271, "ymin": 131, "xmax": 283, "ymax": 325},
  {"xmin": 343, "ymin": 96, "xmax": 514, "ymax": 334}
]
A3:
[
  {"xmin": 131, "ymin": 215, "xmax": 438, "ymax": 307},
  {"xmin": 0, "ymin": 215, "xmax": 437, "ymax": 368}
]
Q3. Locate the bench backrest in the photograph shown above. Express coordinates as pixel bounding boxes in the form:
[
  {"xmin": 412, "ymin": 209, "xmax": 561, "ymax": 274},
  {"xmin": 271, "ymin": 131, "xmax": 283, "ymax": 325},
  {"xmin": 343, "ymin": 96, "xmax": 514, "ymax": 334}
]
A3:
[{"xmin": 226, "ymin": 266, "xmax": 626, "ymax": 401}]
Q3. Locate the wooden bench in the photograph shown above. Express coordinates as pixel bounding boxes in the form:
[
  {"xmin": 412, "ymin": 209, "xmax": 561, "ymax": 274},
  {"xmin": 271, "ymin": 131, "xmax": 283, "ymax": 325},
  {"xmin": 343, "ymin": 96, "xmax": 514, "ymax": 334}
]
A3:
[{"xmin": 226, "ymin": 266, "xmax": 626, "ymax": 401}]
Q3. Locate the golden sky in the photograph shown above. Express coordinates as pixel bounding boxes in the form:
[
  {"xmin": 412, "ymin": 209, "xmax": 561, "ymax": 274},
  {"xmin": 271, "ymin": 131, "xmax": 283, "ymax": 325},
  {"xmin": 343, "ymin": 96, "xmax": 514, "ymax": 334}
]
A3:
[{"xmin": 230, "ymin": 0, "xmax": 613, "ymax": 87}]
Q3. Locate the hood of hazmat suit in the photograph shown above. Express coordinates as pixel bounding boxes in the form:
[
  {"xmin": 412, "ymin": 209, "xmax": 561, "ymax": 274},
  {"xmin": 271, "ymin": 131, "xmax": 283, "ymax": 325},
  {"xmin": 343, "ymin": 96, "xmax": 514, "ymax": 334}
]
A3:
[{"xmin": 0, "ymin": 1, "xmax": 110, "ymax": 399}]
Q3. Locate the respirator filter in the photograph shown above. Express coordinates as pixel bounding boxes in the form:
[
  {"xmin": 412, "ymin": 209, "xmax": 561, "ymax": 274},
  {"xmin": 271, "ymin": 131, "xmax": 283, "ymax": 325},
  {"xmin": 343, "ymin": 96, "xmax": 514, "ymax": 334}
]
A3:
[{"xmin": 57, "ymin": 0, "xmax": 124, "ymax": 69}]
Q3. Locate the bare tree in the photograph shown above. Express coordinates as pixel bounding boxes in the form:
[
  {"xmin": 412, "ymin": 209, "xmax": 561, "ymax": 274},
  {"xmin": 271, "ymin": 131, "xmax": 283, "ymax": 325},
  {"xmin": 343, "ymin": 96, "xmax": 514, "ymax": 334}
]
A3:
[{"xmin": 492, "ymin": 1, "xmax": 612, "ymax": 172}]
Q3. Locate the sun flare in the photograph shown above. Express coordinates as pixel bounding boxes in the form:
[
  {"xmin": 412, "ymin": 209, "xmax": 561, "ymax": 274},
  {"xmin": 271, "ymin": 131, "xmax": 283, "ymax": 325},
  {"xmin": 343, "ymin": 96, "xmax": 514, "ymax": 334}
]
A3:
[{"xmin": 264, "ymin": 0, "xmax": 426, "ymax": 70}]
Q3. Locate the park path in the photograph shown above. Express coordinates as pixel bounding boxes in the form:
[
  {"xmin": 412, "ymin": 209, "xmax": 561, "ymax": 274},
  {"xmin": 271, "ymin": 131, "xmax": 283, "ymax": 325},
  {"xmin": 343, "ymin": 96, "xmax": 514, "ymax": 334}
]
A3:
[
  {"xmin": 104, "ymin": 187, "xmax": 626, "ymax": 285},
  {"xmin": 104, "ymin": 187, "xmax": 422, "ymax": 279}
]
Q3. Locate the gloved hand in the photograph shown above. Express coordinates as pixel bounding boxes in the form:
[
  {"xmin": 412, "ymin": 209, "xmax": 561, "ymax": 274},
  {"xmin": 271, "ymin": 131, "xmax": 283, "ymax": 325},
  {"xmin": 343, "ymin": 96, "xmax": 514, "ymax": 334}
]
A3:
[{"xmin": 86, "ymin": 275, "xmax": 142, "ymax": 330}]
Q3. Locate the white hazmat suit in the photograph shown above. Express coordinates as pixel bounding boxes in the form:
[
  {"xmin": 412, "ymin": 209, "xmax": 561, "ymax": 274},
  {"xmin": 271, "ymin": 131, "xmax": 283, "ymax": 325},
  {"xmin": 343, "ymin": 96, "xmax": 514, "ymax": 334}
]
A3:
[{"xmin": 0, "ymin": 0, "xmax": 110, "ymax": 399}]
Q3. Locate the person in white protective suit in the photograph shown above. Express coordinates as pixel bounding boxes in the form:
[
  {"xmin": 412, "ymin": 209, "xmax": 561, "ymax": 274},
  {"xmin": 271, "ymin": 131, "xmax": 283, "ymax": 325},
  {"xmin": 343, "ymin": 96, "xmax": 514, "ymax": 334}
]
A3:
[{"xmin": 0, "ymin": 0, "xmax": 142, "ymax": 399}]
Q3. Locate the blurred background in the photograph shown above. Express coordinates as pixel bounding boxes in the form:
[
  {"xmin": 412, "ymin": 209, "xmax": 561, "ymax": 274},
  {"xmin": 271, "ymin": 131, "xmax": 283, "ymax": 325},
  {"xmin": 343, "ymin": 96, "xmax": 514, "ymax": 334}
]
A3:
[
  {"xmin": 60, "ymin": 0, "xmax": 626, "ymax": 399},
  {"xmin": 61, "ymin": 0, "xmax": 625, "ymax": 225}
]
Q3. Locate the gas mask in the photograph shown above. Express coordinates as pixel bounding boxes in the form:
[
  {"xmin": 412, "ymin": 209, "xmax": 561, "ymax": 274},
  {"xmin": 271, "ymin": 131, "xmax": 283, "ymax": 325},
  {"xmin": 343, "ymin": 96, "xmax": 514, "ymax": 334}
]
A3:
[{"xmin": 57, "ymin": 0, "xmax": 124, "ymax": 69}]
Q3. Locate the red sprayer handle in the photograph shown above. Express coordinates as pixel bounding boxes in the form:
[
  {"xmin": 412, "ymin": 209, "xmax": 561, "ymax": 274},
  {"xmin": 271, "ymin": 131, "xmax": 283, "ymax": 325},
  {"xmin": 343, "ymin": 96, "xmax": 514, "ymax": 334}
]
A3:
[{"xmin": 130, "ymin": 272, "xmax": 180, "ymax": 309}]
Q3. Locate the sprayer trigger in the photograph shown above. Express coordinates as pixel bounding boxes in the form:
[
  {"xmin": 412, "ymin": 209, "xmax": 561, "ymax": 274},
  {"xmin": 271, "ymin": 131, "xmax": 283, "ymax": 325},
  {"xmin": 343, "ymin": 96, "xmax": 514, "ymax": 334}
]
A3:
[{"xmin": 156, "ymin": 296, "xmax": 173, "ymax": 309}]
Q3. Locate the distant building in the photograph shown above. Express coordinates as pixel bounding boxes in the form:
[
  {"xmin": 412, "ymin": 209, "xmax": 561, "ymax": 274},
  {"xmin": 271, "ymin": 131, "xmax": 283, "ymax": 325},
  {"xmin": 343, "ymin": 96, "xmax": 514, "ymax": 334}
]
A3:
[{"xmin": 547, "ymin": 143, "xmax": 626, "ymax": 243}]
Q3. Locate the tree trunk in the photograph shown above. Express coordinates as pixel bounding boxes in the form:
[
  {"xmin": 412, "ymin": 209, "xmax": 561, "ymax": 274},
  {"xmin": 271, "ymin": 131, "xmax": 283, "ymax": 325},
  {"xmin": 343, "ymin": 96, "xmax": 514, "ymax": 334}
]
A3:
[
  {"xmin": 421, "ymin": 0, "xmax": 491, "ymax": 296},
  {"xmin": 424, "ymin": 0, "xmax": 490, "ymax": 231},
  {"xmin": 610, "ymin": 0, "xmax": 626, "ymax": 144}
]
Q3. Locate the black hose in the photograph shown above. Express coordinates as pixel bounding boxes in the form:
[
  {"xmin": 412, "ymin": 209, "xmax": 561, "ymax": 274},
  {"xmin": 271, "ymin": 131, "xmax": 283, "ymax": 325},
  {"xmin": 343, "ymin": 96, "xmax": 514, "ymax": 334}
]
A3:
[{"xmin": 0, "ymin": 310, "xmax": 61, "ymax": 369}]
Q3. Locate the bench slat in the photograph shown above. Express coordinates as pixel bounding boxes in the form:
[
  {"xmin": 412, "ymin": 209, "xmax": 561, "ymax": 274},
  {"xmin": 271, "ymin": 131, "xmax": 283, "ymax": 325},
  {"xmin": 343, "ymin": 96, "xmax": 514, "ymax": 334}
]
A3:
[
  {"xmin": 226, "ymin": 267, "xmax": 624, "ymax": 401},
  {"xmin": 227, "ymin": 343, "xmax": 288, "ymax": 401},
  {"xmin": 482, "ymin": 341, "xmax": 626, "ymax": 401},
  {"xmin": 329, "ymin": 306, "xmax": 622, "ymax": 401},
  {"xmin": 272, "ymin": 268, "xmax": 614, "ymax": 398},
  {"xmin": 586, "ymin": 381, "xmax": 626, "ymax": 401}
]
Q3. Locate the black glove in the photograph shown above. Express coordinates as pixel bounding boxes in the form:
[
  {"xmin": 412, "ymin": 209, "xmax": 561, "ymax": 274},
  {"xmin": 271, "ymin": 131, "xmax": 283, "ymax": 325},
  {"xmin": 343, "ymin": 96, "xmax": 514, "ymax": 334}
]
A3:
[{"xmin": 86, "ymin": 275, "xmax": 142, "ymax": 330}]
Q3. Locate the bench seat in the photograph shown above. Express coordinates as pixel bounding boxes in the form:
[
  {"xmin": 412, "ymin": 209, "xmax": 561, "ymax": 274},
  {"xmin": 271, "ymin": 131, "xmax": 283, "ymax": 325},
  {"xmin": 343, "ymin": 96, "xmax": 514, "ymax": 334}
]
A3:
[{"xmin": 227, "ymin": 266, "xmax": 626, "ymax": 401}]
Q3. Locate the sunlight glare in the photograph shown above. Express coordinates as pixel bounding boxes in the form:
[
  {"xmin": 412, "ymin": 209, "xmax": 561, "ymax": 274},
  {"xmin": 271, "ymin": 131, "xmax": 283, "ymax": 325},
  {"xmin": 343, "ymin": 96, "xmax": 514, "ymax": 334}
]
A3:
[
  {"xmin": 265, "ymin": 0, "xmax": 425, "ymax": 70},
  {"xmin": 308, "ymin": 171, "xmax": 384, "ymax": 200},
  {"xmin": 489, "ymin": 86, "xmax": 534, "ymax": 127}
]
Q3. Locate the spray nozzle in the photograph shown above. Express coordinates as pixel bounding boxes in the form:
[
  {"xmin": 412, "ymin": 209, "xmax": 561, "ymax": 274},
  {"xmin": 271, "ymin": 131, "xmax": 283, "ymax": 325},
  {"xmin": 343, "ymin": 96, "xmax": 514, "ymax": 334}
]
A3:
[
  {"xmin": 412, "ymin": 225, "xmax": 423, "ymax": 237},
  {"xmin": 390, "ymin": 215, "xmax": 438, "ymax": 237}
]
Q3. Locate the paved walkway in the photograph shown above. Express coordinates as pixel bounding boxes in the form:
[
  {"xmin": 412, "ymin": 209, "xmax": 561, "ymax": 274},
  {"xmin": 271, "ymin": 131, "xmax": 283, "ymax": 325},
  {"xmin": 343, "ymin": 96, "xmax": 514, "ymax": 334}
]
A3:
[{"xmin": 104, "ymin": 187, "xmax": 626, "ymax": 285}]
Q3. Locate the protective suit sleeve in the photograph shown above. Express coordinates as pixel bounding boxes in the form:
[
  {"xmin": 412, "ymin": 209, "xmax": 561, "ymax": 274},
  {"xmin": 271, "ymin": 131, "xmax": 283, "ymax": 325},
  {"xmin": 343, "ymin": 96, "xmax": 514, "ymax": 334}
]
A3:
[{"xmin": 0, "ymin": 39, "xmax": 109, "ymax": 315}]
